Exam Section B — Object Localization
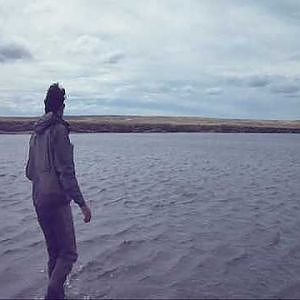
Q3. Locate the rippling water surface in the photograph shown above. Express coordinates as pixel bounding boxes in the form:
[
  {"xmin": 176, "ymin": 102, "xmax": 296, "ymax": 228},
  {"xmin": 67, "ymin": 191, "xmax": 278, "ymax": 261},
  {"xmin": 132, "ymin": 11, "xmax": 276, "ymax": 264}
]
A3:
[{"xmin": 0, "ymin": 133, "xmax": 300, "ymax": 299}]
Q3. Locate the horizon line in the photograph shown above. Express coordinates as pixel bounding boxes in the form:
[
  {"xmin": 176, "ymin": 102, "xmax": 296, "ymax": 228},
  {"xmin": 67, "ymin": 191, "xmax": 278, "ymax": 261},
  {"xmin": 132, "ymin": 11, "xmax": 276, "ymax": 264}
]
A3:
[{"xmin": 0, "ymin": 114, "xmax": 299, "ymax": 122}]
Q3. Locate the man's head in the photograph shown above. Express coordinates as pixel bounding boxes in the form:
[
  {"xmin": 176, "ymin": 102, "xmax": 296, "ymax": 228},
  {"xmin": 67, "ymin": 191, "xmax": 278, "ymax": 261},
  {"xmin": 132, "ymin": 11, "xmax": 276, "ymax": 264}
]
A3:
[{"xmin": 44, "ymin": 83, "xmax": 66, "ymax": 114}]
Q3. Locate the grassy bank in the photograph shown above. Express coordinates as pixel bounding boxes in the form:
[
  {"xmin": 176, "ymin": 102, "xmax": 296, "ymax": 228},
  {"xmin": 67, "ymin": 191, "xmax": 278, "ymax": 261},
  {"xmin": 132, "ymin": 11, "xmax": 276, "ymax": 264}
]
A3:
[{"xmin": 0, "ymin": 115, "xmax": 299, "ymax": 134}]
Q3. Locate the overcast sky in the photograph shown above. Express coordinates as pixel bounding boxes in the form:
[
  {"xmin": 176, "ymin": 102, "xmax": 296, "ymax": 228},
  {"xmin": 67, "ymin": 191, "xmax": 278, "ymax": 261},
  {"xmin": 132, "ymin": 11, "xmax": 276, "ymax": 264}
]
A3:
[{"xmin": 0, "ymin": 0, "xmax": 300, "ymax": 119}]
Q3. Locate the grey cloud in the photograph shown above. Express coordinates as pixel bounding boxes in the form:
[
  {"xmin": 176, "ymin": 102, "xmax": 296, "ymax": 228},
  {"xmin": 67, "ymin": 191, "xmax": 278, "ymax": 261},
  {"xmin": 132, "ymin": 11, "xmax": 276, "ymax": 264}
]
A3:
[
  {"xmin": 254, "ymin": 0, "xmax": 300, "ymax": 24},
  {"xmin": 226, "ymin": 74, "xmax": 300, "ymax": 96},
  {"xmin": 205, "ymin": 87, "xmax": 222, "ymax": 96},
  {"xmin": 104, "ymin": 52, "xmax": 125, "ymax": 65},
  {"xmin": 267, "ymin": 75, "xmax": 300, "ymax": 96},
  {"xmin": 247, "ymin": 76, "xmax": 271, "ymax": 88},
  {"xmin": 0, "ymin": 42, "xmax": 32, "ymax": 63},
  {"xmin": 226, "ymin": 75, "xmax": 271, "ymax": 88},
  {"xmin": 288, "ymin": 52, "xmax": 300, "ymax": 61},
  {"xmin": 149, "ymin": 80, "xmax": 200, "ymax": 94},
  {"xmin": 72, "ymin": 96, "xmax": 201, "ymax": 115},
  {"xmin": 270, "ymin": 84, "xmax": 300, "ymax": 95}
]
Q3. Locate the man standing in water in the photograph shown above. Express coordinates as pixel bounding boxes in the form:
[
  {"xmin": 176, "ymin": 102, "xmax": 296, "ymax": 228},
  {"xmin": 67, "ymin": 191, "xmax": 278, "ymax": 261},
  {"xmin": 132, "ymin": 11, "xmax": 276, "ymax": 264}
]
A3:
[{"xmin": 26, "ymin": 83, "xmax": 92, "ymax": 299}]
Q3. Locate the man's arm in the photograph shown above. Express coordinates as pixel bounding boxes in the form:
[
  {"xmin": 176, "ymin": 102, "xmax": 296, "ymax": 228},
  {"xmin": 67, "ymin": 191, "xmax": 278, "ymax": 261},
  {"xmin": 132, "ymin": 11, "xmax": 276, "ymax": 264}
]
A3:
[
  {"xmin": 53, "ymin": 124, "xmax": 86, "ymax": 208},
  {"xmin": 25, "ymin": 135, "xmax": 34, "ymax": 181}
]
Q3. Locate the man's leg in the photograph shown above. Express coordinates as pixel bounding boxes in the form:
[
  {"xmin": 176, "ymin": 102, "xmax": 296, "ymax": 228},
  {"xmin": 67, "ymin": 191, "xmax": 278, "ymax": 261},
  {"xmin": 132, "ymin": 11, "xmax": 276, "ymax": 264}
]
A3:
[
  {"xmin": 35, "ymin": 207, "xmax": 60, "ymax": 279},
  {"xmin": 46, "ymin": 204, "xmax": 78, "ymax": 300}
]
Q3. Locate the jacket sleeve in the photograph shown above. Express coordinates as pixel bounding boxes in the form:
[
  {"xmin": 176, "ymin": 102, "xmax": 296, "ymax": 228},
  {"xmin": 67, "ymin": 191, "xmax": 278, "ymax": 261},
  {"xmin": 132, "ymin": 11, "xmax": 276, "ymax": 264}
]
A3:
[
  {"xmin": 25, "ymin": 135, "xmax": 34, "ymax": 181},
  {"xmin": 53, "ymin": 124, "xmax": 86, "ymax": 208}
]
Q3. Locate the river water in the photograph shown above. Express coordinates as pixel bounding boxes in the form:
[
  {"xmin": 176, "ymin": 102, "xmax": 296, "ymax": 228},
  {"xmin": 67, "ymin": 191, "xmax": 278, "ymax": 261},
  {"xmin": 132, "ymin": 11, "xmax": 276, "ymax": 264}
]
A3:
[{"xmin": 0, "ymin": 133, "xmax": 300, "ymax": 299}]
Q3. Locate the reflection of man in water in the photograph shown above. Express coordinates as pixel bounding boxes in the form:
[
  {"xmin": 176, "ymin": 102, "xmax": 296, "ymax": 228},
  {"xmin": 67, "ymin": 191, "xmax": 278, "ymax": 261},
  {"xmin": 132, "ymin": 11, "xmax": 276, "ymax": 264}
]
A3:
[{"xmin": 26, "ymin": 83, "xmax": 91, "ymax": 299}]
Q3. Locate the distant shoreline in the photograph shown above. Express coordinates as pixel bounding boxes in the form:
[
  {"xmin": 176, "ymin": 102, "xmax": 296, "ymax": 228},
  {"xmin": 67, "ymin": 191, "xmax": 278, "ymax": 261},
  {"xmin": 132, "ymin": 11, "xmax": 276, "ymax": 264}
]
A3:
[{"xmin": 0, "ymin": 115, "xmax": 299, "ymax": 134}]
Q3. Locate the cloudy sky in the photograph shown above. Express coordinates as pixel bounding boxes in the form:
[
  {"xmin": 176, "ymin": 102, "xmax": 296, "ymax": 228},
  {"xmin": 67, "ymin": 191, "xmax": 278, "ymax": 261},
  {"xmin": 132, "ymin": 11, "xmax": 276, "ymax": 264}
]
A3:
[{"xmin": 0, "ymin": 0, "xmax": 300, "ymax": 119}]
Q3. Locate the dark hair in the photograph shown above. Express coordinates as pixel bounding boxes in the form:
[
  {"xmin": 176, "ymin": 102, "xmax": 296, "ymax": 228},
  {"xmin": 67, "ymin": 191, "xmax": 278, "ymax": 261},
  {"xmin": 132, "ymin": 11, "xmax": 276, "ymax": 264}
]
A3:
[{"xmin": 44, "ymin": 83, "xmax": 66, "ymax": 113}]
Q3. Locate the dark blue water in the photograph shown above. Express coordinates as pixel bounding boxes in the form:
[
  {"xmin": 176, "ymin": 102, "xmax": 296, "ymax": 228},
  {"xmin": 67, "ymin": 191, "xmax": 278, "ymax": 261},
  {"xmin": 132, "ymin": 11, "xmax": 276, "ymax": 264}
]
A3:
[{"xmin": 0, "ymin": 133, "xmax": 300, "ymax": 299}]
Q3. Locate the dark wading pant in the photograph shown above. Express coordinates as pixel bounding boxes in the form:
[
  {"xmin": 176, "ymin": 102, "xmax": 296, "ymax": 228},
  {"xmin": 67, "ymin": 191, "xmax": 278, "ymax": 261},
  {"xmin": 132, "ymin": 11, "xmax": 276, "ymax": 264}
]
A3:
[{"xmin": 35, "ymin": 203, "xmax": 78, "ymax": 300}]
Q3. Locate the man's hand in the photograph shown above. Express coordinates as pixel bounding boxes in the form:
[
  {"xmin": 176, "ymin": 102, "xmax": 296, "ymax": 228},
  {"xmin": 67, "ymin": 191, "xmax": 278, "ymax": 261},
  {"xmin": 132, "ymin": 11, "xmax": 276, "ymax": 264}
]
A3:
[{"xmin": 81, "ymin": 204, "xmax": 92, "ymax": 223}]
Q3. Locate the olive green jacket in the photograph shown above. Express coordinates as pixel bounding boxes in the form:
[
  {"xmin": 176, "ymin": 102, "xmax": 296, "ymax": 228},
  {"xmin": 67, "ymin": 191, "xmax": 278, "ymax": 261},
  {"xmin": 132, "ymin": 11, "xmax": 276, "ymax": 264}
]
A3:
[{"xmin": 26, "ymin": 112, "xmax": 86, "ymax": 208}]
